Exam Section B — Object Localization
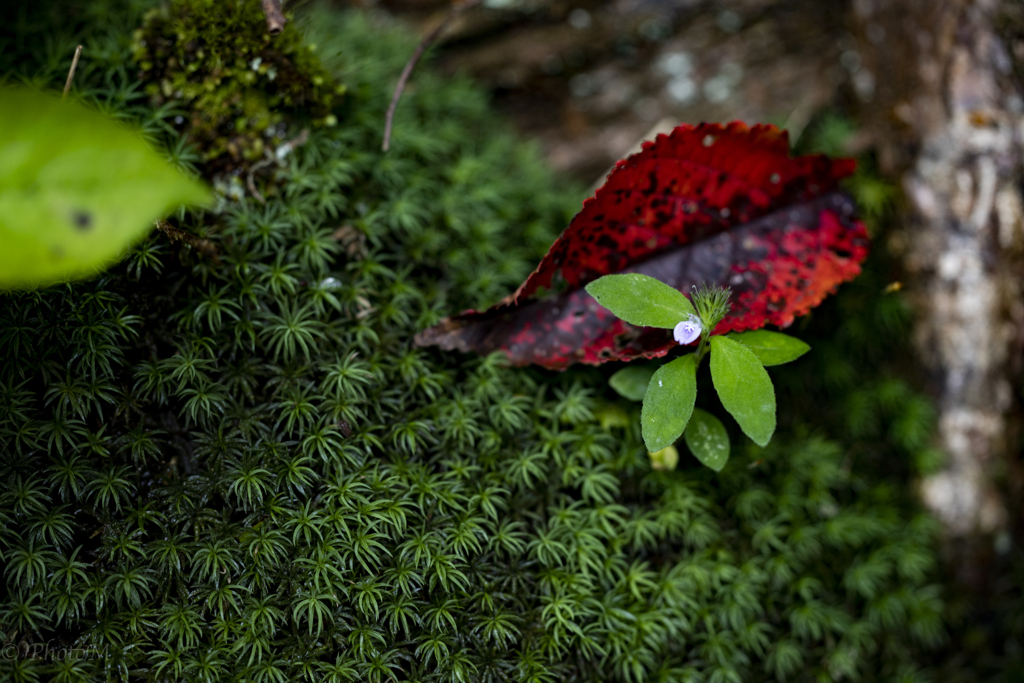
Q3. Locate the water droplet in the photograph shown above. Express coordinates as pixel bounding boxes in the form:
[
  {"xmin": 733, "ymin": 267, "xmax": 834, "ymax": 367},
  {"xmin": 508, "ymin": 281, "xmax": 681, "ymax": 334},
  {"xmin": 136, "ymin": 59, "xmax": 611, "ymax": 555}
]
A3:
[{"xmin": 319, "ymin": 277, "xmax": 342, "ymax": 290}]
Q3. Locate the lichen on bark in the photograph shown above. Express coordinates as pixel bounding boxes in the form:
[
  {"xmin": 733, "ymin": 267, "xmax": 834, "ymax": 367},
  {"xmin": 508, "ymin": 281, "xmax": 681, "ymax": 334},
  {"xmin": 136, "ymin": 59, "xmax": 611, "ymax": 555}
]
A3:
[{"xmin": 853, "ymin": 0, "xmax": 1024, "ymax": 543}]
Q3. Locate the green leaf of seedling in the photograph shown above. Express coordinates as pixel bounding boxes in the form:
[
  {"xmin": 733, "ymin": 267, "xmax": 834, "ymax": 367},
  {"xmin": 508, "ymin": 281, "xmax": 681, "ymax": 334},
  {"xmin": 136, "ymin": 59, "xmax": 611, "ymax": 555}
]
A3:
[
  {"xmin": 0, "ymin": 86, "xmax": 211, "ymax": 289},
  {"xmin": 609, "ymin": 364, "xmax": 657, "ymax": 402},
  {"xmin": 710, "ymin": 336, "xmax": 776, "ymax": 447},
  {"xmin": 727, "ymin": 330, "xmax": 810, "ymax": 366},
  {"xmin": 585, "ymin": 274, "xmax": 695, "ymax": 329},
  {"xmin": 684, "ymin": 409, "xmax": 730, "ymax": 472},
  {"xmin": 641, "ymin": 354, "xmax": 697, "ymax": 452}
]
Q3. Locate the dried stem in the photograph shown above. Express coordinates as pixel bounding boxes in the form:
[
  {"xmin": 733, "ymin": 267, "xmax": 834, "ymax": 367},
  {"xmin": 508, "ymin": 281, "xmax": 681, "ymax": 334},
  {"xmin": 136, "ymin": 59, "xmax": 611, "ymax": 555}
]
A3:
[
  {"xmin": 155, "ymin": 219, "xmax": 221, "ymax": 264},
  {"xmin": 246, "ymin": 128, "xmax": 310, "ymax": 204},
  {"xmin": 62, "ymin": 45, "xmax": 83, "ymax": 100},
  {"xmin": 246, "ymin": 169, "xmax": 269, "ymax": 205},
  {"xmin": 261, "ymin": 0, "xmax": 287, "ymax": 34},
  {"xmin": 382, "ymin": 0, "xmax": 483, "ymax": 152}
]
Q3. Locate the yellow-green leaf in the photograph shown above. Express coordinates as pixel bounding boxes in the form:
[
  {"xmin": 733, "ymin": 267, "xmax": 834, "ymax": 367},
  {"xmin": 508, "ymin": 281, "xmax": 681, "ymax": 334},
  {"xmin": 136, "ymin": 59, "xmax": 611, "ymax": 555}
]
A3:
[
  {"xmin": 609, "ymin": 364, "xmax": 658, "ymax": 402},
  {"xmin": 0, "ymin": 87, "xmax": 211, "ymax": 289},
  {"xmin": 648, "ymin": 445, "xmax": 679, "ymax": 471}
]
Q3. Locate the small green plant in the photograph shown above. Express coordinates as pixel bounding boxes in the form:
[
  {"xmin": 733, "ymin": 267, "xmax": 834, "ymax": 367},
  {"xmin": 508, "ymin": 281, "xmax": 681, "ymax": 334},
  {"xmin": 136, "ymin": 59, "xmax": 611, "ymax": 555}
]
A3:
[{"xmin": 587, "ymin": 274, "xmax": 809, "ymax": 469}]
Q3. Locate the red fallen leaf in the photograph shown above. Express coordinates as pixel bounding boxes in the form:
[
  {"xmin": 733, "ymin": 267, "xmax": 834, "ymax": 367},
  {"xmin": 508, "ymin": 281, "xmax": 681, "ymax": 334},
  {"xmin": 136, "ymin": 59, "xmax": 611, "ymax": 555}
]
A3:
[{"xmin": 415, "ymin": 122, "xmax": 869, "ymax": 370}]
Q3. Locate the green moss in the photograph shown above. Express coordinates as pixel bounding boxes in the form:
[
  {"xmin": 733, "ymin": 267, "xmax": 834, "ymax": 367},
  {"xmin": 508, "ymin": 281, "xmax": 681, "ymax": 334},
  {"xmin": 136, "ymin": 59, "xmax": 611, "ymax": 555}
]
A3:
[
  {"xmin": 132, "ymin": 0, "xmax": 344, "ymax": 171},
  {"xmin": 0, "ymin": 3, "xmax": 944, "ymax": 682}
]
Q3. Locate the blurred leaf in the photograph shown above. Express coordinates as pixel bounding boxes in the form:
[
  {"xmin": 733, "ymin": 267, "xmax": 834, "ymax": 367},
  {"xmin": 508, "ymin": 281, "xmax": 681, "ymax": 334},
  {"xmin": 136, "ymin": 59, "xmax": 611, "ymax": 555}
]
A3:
[
  {"xmin": 710, "ymin": 336, "xmax": 776, "ymax": 447},
  {"xmin": 0, "ymin": 86, "xmax": 211, "ymax": 288},
  {"xmin": 609, "ymin": 364, "xmax": 657, "ymax": 401},
  {"xmin": 641, "ymin": 354, "xmax": 696, "ymax": 452},
  {"xmin": 914, "ymin": 448, "xmax": 946, "ymax": 477},
  {"xmin": 805, "ymin": 113, "xmax": 856, "ymax": 157},
  {"xmin": 847, "ymin": 172, "xmax": 896, "ymax": 222},
  {"xmin": 684, "ymin": 408, "xmax": 730, "ymax": 471}
]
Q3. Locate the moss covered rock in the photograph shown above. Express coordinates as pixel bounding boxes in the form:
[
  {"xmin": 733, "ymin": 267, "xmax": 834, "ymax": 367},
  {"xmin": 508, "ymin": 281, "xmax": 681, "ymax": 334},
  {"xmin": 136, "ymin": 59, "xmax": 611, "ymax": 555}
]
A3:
[
  {"xmin": 0, "ymin": 2, "xmax": 942, "ymax": 682},
  {"xmin": 133, "ymin": 0, "xmax": 344, "ymax": 170}
]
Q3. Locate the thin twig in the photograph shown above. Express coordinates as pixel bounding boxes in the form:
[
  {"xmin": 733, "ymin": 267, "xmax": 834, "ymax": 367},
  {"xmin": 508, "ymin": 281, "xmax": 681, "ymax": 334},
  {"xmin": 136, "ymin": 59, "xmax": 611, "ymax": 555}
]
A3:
[
  {"xmin": 62, "ymin": 45, "xmax": 83, "ymax": 100},
  {"xmin": 246, "ymin": 128, "xmax": 309, "ymax": 204},
  {"xmin": 155, "ymin": 219, "xmax": 221, "ymax": 264},
  {"xmin": 261, "ymin": 0, "xmax": 287, "ymax": 34},
  {"xmin": 246, "ymin": 169, "xmax": 269, "ymax": 205},
  {"xmin": 277, "ymin": 127, "xmax": 310, "ymax": 157},
  {"xmin": 382, "ymin": 0, "xmax": 483, "ymax": 152}
]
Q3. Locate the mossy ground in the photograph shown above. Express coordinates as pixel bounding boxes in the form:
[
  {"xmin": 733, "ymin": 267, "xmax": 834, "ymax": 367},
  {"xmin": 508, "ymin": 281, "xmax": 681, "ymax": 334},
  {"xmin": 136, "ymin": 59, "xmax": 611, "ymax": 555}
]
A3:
[{"xmin": 1, "ymin": 2, "xmax": 944, "ymax": 682}]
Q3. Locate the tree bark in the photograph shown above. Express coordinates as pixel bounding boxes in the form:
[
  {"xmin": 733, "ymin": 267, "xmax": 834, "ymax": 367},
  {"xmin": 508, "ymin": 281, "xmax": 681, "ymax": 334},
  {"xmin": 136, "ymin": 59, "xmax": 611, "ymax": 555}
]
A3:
[{"xmin": 853, "ymin": 0, "xmax": 1024, "ymax": 555}]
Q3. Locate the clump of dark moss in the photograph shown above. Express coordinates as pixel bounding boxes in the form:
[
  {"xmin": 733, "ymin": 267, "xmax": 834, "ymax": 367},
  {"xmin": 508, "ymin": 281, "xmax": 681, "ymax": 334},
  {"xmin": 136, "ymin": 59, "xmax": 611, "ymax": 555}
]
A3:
[{"xmin": 132, "ymin": 0, "xmax": 344, "ymax": 172}]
